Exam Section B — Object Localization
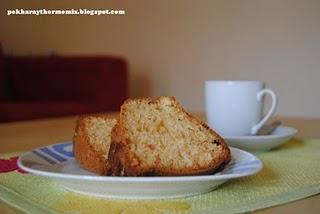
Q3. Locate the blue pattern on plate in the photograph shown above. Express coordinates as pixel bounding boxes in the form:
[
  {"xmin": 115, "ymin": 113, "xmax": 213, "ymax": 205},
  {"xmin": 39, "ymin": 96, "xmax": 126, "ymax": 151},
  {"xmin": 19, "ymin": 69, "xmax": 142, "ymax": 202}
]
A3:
[
  {"xmin": 32, "ymin": 150, "xmax": 57, "ymax": 164},
  {"xmin": 40, "ymin": 147, "xmax": 67, "ymax": 162},
  {"xmin": 33, "ymin": 143, "xmax": 74, "ymax": 165},
  {"xmin": 52, "ymin": 143, "xmax": 74, "ymax": 157}
]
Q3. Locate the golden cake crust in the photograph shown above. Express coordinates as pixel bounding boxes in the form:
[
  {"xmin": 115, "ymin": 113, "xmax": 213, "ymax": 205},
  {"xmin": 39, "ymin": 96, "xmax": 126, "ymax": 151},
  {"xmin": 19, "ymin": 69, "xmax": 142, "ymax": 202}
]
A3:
[{"xmin": 73, "ymin": 115, "xmax": 116, "ymax": 175}]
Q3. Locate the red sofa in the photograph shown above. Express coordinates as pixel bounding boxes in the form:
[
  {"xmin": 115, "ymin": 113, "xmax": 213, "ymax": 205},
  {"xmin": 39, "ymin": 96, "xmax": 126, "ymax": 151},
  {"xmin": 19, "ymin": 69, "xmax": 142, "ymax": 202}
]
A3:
[{"xmin": 0, "ymin": 51, "xmax": 128, "ymax": 123}]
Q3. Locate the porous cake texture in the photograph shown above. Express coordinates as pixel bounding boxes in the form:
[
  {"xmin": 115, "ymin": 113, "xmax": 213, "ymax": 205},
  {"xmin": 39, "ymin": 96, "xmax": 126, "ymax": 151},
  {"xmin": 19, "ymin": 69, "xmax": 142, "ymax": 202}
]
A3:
[{"xmin": 109, "ymin": 96, "xmax": 231, "ymax": 176}]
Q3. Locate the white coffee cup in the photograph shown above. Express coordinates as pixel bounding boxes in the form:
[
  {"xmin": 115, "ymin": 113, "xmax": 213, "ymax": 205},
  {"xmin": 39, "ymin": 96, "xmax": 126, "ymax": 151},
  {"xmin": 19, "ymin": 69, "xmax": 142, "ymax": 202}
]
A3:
[{"xmin": 205, "ymin": 80, "xmax": 277, "ymax": 136}]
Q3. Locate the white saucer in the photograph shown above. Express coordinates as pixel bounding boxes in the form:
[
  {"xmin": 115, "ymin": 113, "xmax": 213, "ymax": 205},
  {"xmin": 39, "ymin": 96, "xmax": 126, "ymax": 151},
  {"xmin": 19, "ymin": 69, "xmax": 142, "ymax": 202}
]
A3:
[
  {"xmin": 224, "ymin": 126, "xmax": 297, "ymax": 152},
  {"xmin": 18, "ymin": 142, "xmax": 262, "ymax": 199}
]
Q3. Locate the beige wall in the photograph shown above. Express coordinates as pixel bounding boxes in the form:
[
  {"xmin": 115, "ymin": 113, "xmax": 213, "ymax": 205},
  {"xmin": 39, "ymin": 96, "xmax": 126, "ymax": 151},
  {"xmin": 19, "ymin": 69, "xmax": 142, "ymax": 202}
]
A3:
[{"xmin": 1, "ymin": 0, "xmax": 320, "ymax": 118}]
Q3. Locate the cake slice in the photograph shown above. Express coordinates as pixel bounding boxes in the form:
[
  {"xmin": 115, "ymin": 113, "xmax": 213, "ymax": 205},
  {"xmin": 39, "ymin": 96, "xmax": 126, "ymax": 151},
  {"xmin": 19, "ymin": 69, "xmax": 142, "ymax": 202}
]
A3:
[
  {"xmin": 109, "ymin": 96, "xmax": 231, "ymax": 176},
  {"xmin": 73, "ymin": 115, "xmax": 117, "ymax": 175}
]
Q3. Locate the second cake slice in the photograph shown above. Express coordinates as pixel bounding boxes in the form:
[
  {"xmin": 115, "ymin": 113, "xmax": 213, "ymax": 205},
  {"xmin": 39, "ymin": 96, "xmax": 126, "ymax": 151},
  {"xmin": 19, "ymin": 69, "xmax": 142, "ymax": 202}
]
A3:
[{"xmin": 73, "ymin": 115, "xmax": 117, "ymax": 175}]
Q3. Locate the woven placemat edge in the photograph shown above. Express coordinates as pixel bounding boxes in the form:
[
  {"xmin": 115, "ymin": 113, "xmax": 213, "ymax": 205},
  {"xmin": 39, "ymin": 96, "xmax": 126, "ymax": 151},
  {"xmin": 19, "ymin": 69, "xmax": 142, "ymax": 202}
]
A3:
[
  {"xmin": 188, "ymin": 183, "xmax": 320, "ymax": 214},
  {"xmin": 0, "ymin": 183, "xmax": 57, "ymax": 214}
]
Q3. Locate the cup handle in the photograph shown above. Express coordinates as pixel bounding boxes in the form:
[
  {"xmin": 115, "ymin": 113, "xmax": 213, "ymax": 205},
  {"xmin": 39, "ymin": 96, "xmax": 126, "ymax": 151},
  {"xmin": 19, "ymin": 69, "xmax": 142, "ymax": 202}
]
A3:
[{"xmin": 251, "ymin": 88, "xmax": 277, "ymax": 135}]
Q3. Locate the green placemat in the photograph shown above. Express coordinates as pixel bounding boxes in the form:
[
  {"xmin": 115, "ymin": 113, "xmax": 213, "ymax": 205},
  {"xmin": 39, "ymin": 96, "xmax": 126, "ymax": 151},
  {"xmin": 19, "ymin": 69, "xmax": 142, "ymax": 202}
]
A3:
[{"xmin": 0, "ymin": 138, "xmax": 320, "ymax": 214}]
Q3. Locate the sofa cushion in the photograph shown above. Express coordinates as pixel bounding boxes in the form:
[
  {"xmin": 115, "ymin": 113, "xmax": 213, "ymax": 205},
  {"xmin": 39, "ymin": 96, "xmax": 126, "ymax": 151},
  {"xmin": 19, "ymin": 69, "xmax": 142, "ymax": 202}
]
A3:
[
  {"xmin": 1, "ymin": 56, "xmax": 127, "ymax": 123},
  {"xmin": 0, "ymin": 101, "xmax": 104, "ymax": 123},
  {"xmin": 8, "ymin": 56, "xmax": 127, "ymax": 110},
  {"xmin": 0, "ymin": 46, "xmax": 8, "ymax": 101}
]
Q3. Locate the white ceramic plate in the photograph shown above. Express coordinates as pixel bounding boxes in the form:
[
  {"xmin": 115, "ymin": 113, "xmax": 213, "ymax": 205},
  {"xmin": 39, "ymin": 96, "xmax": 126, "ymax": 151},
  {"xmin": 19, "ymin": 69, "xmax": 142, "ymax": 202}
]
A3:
[
  {"xmin": 224, "ymin": 126, "xmax": 297, "ymax": 152},
  {"xmin": 18, "ymin": 142, "xmax": 262, "ymax": 199}
]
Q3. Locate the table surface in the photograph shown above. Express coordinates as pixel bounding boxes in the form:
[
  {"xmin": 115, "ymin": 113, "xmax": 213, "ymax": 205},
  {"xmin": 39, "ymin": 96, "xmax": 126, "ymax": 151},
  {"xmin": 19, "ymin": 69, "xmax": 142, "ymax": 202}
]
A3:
[{"xmin": 0, "ymin": 113, "xmax": 319, "ymax": 213}]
